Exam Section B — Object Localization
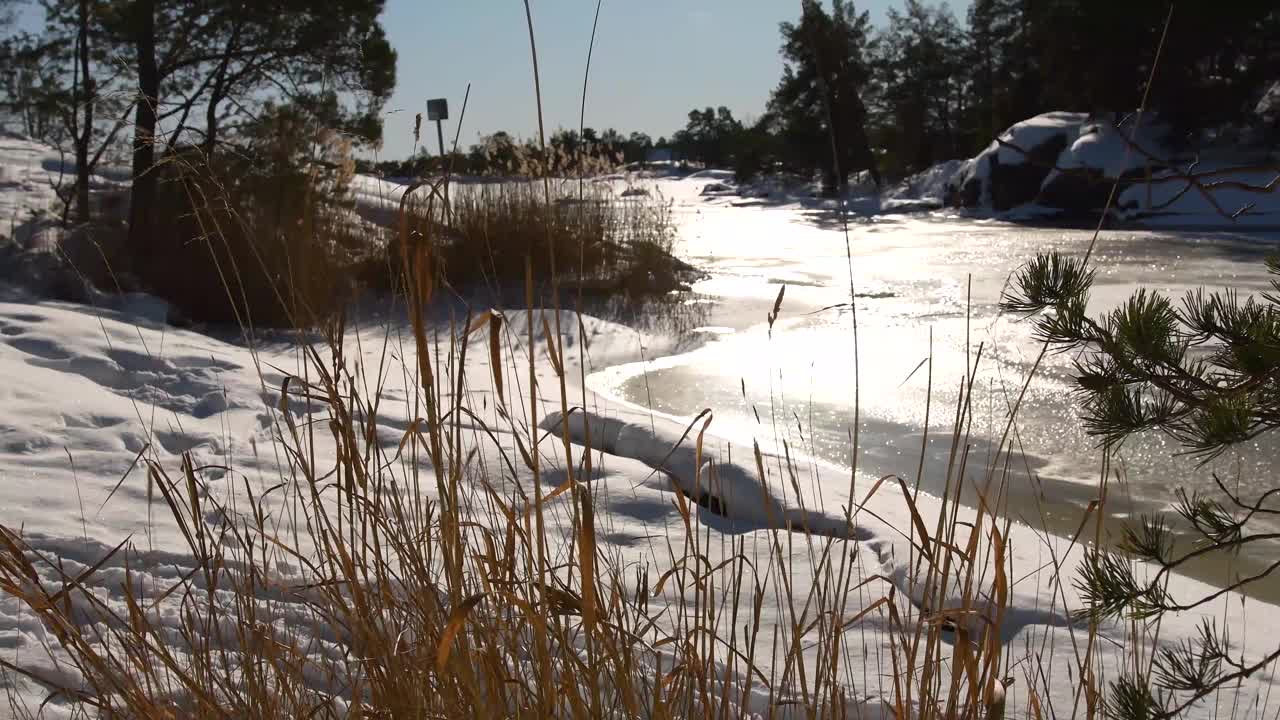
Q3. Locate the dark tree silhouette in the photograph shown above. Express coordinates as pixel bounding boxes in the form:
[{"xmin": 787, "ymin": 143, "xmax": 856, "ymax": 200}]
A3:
[{"xmin": 769, "ymin": 0, "xmax": 880, "ymax": 194}]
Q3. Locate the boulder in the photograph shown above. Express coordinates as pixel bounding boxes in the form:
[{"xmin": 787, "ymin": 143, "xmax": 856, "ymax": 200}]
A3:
[
  {"xmin": 947, "ymin": 112, "xmax": 1184, "ymax": 218},
  {"xmin": 1038, "ymin": 166, "xmax": 1151, "ymax": 215},
  {"xmin": 946, "ymin": 112, "xmax": 1088, "ymax": 211},
  {"xmin": 987, "ymin": 133, "xmax": 1069, "ymax": 211}
]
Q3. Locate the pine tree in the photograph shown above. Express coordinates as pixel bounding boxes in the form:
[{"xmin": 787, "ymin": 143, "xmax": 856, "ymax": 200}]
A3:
[
  {"xmin": 622, "ymin": 132, "xmax": 653, "ymax": 164},
  {"xmin": 868, "ymin": 0, "xmax": 968, "ymax": 176},
  {"xmin": 88, "ymin": 0, "xmax": 397, "ymax": 251},
  {"xmin": 769, "ymin": 0, "xmax": 879, "ymax": 194},
  {"xmin": 1, "ymin": 0, "xmax": 131, "ymax": 225},
  {"xmin": 964, "ymin": 1, "xmax": 1279, "ymax": 141},
  {"xmin": 965, "ymin": 0, "xmax": 1039, "ymax": 147},
  {"xmin": 1002, "ymin": 251, "xmax": 1280, "ymax": 718},
  {"xmin": 673, "ymin": 106, "xmax": 743, "ymax": 168}
]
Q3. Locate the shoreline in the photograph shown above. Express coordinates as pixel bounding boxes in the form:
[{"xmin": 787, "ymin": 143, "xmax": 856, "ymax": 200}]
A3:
[{"xmin": 586, "ymin": 324, "xmax": 1280, "ymax": 605}]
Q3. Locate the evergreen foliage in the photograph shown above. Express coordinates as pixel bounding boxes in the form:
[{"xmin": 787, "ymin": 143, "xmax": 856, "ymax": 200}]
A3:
[
  {"xmin": 0, "ymin": 0, "xmax": 396, "ymax": 234},
  {"xmin": 1002, "ymin": 250, "xmax": 1280, "ymax": 719},
  {"xmin": 769, "ymin": 0, "xmax": 879, "ymax": 193}
]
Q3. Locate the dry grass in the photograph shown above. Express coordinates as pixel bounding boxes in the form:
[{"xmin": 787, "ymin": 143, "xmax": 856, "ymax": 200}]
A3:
[
  {"xmin": 0, "ymin": 8, "xmax": 1225, "ymax": 720},
  {"xmin": 384, "ymin": 177, "xmax": 687, "ymax": 303},
  {"xmin": 0, "ymin": 166, "xmax": 1125, "ymax": 719},
  {"xmin": 132, "ymin": 138, "xmax": 372, "ymax": 329}
]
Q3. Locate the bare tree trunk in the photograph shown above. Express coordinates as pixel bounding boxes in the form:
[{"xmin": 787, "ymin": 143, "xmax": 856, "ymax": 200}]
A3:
[
  {"xmin": 74, "ymin": 0, "xmax": 93, "ymax": 225},
  {"xmin": 127, "ymin": 0, "xmax": 158, "ymax": 251},
  {"xmin": 203, "ymin": 90, "xmax": 222, "ymax": 157}
]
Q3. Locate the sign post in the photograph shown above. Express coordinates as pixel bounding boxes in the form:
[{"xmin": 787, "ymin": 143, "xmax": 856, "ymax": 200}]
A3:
[
  {"xmin": 426, "ymin": 98, "xmax": 449, "ymax": 161},
  {"xmin": 426, "ymin": 98, "xmax": 451, "ymax": 218}
]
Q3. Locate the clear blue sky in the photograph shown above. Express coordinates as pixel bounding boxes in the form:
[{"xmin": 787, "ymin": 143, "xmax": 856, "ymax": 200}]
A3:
[{"xmin": 372, "ymin": 1, "xmax": 968, "ymax": 160}]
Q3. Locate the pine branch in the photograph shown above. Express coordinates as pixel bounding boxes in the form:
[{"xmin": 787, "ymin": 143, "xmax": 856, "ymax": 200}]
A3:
[{"xmin": 1151, "ymin": 644, "xmax": 1280, "ymax": 720}]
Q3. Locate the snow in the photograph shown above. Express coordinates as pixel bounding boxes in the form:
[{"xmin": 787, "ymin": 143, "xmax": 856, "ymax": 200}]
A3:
[
  {"xmin": 2, "ymin": 137, "xmax": 1280, "ymax": 718},
  {"xmin": 883, "ymin": 159, "xmax": 964, "ymax": 205},
  {"xmin": 1256, "ymin": 81, "xmax": 1280, "ymax": 123},
  {"xmin": 0, "ymin": 295, "xmax": 688, "ymax": 714},
  {"xmin": 1115, "ymin": 164, "xmax": 1280, "ymax": 227},
  {"xmin": 539, "ymin": 404, "xmax": 1278, "ymax": 720},
  {"xmin": 1048, "ymin": 119, "xmax": 1170, "ymax": 181},
  {"xmin": 0, "ymin": 132, "xmax": 130, "ymax": 247},
  {"xmin": 685, "ymin": 169, "xmax": 736, "ymax": 182},
  {"xmin": 0, "ymin": 135, "xmax": 65, "ymax": 244},
  {"xmin": 348, "ymin": 171, "xmax": 411, "ymax": 207},
  {"xmin": 991, "ymin": 112, "xmax": 1090, "ymax": 166}
]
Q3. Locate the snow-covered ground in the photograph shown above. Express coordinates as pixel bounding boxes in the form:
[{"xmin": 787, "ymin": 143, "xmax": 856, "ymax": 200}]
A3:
[
  {"xmin": 3, "ymin": 267, "xmax": 1278, "ymax": 719},
  {"xmin": 2, "ymin": 139, "xmax": 1280, "ymax": 718},
  {"xmin": 883, "ymin": 159, "xmax": 963, "ymax": 207},
  {"xmin": 0, "ymin": 135, "xmax": 68, "ymax": 247},
  {"xmin": 0, "ymin": 133, "xmax": 130, "ymax": 247}
]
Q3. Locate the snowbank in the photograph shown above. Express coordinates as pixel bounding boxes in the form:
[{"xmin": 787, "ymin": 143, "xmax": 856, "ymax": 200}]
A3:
[
  {"xmin": 883, "ymin": 159, "xmax": 965, "ymax": 206},
  {"xmin": 539, "ymin": 407, "xmax": 1280, "ymax": 720},
  {"xmin": 0, "ymin": 293, "xmax": 695, "ymax": 713},
  {"xmin": 0, "ymin": 133, "xmax": 130, "ymax": 244},
  {"xmin": 0, "ymin": 135, "xmax": 69, "ymax": 244}
]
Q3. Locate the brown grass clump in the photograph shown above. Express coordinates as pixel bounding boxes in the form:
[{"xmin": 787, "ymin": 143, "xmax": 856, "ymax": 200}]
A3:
[
  {"xmin": 380, "ymin": 177, "xmax": 690, "ymax": 304},
  {"xmin": 130, "ymin": 122, "xmax": 372, "ymax": 329}
]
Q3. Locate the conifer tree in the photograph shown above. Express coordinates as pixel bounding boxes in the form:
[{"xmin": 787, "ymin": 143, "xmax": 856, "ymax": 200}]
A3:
[{"xmin": 768, "ymin": 0, "xmax": 879, "ymax": 194}]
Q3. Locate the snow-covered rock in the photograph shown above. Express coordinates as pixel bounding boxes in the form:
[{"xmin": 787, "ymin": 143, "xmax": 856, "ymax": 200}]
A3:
[
  {"xmin": 947, "ymin": 111, "xmax": 1089, "ymax": 210},
  {"xmin": 1037, "ymin": 118, "xmax": 1173, "ymax": 213},
  {"xmin": 944, "ymin": 111, "xmax": 1280, "ymax": 227},
  {"xmin": 1054, "ymin": 118, "xmax": 1170, "ymax": 179},
  {"xmin": 699, "ymin": 181, "xmax": 735, "ymax": 196}
]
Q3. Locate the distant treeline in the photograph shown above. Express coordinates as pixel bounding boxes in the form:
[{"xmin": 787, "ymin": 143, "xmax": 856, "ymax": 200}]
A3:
[{"xmin": 369, "ymin": 0, "xmax": 1280, "ymax": 194}]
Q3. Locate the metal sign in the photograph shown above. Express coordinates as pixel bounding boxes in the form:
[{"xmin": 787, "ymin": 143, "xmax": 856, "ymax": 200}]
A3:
[{"xmin": 426, "ymin": 98, "xmax": 449, "ymax": 122}]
